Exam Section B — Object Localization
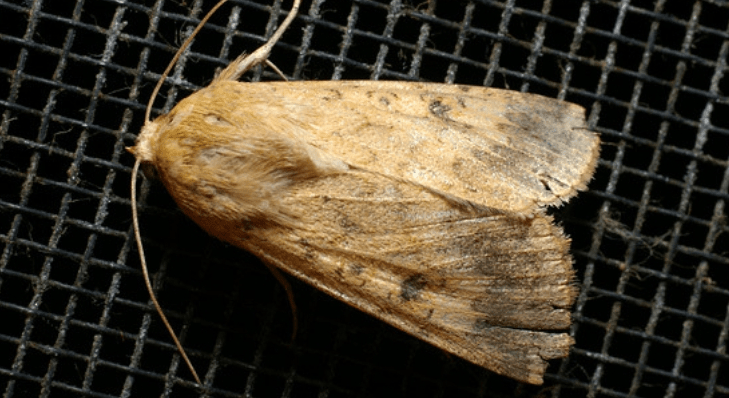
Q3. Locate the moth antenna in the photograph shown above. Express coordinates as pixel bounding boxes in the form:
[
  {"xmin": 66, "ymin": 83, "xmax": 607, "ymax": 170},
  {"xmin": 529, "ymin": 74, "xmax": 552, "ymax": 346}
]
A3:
[
  {"xmin": 216, "ymin": 0, "xmax": 301, "ymax": 82},
  {"xmin": 131, "ymin": 160, "xmax": 202, "ymax": 385},
  {"xmin": 133, "ymin": 0, "xmax": 302, "ymax": 385},
  {"xmin": 135, "ymin": 0, "xmax": 237, "ymax": 386},
  {"xmin": 144, "ymin": 0, "xmax": 231, "ymax": 124}
]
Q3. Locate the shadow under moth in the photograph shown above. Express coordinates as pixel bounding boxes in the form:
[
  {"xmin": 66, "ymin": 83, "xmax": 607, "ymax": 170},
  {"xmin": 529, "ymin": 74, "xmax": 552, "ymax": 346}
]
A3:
[{"xmin": 128, "ymin": 0, "xmax": 600, "ymax": 386}]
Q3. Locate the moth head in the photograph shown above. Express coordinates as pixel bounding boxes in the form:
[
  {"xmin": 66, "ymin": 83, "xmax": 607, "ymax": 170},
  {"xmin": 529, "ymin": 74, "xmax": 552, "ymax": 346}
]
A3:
[
  {"xmin": 126, "ymin": 120, "xmax": 162, "ymax": 180},
  {"xmin": 127, "ymin": 120, "xmax": 161, "ymax": 161}
]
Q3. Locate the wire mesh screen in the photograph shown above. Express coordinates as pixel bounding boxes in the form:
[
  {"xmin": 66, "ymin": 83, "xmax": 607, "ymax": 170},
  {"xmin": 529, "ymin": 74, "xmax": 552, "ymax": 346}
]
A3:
[{"xmin": 1, "ymin": 0, "xmax": 728, "ymax": 397}]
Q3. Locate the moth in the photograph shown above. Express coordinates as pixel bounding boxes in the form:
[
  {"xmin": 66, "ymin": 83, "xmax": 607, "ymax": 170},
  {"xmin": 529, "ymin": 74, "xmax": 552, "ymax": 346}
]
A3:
[{"xmin": 128, "ymin": 0, "xmax": 599, "ymax": 385}]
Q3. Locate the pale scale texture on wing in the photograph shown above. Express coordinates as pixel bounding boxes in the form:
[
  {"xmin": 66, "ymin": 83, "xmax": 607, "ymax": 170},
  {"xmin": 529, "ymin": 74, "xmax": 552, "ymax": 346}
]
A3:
[
  {"xmin": 197, "ymin": 80, "xmax": 600, "ymax": 212},
  {"xmin": 131, "ymin": 79, "xmax": 599, "ymax": 384}
]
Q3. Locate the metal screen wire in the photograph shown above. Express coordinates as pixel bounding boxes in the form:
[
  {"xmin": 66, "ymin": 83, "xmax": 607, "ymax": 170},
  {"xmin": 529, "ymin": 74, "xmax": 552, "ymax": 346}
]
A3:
[{"xmin": 1, "ymin": 0, "xmax": 728, "ymax": 397}]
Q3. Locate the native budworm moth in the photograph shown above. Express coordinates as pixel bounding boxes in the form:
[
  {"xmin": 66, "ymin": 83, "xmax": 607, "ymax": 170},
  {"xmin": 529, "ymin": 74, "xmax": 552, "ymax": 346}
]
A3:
[{"xmin": 128, "ymin": 0, "xmax": 599, "ymax": 385}]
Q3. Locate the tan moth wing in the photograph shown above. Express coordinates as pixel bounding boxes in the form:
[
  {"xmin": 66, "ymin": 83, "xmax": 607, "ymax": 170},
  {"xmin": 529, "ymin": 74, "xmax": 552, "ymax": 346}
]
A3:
[
  {"xmin": 131, "ymin": 79, "xmax": 598, "ymax": 384},
  {"xmin": 249, "ymin": 170, "xmax": 577, "ymax": 385},
  {"xmin": 189, "ymin": 80, "xmax": 599, "ymax": 213}
]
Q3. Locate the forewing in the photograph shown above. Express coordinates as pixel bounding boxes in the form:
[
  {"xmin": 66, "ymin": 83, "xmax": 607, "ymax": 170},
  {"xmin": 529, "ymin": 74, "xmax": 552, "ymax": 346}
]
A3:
[
  {"xmin": 237, "ymin": 169, "xmax": 577, "ymax": 385},
  {"xmin": 211, "ymin": 80, "xmax": 599, "ymax": 213}
]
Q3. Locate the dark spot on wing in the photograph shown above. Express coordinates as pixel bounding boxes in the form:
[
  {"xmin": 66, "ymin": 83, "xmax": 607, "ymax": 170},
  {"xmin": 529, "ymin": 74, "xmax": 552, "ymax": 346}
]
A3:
[
  {"xmin": 429, "ymin": 100, "xmax": 452, "ymax": 120},
  {"xmin": 298, "ymin": 238, "xmax": 316, "ymax": 260},
  {"xmin": 322, "ymin": 89, "xmax": 343, "ymax": 101},
  {"xmin": 339, "ymin": 216, "xmax": 361, "ymax": 233},
  {"xmin": 400, "ymin": 273, "xmax": 428, "ymax": 301},
  {"xmin": 349, "ymin": 263, "xmax": 364, "ymax": 276},
  {"xmin": 238, "ymin": 219, "xmax": 254, "ymax": 231},
  {"xmin": 505, "ymin": 99, "xmax": 573, "ymax": 135},
  {"xmin": 474, "ymin": 318, "xmax": 493, "ymax": 332},
  {"xmin": 203, "ymin": 113, "xmax": 234, "ymax": 128},
  {"xmin": 537, "ymin": 172, "xmax": 570, "ymax": 193}
]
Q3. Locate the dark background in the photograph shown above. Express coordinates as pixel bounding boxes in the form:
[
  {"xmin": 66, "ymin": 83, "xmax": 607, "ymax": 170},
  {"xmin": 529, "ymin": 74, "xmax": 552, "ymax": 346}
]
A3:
[{"xmin": 1, "ymin": 0, "xmax": 728, "ymax": 397}]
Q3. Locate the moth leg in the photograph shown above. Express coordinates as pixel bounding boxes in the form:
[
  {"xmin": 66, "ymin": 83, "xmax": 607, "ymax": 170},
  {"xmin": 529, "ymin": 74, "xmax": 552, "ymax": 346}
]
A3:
[
  {"xmin": 265, "ymin": 59, "xmax": 289, "ymax": 81},
  {"xmin": 263, "ymin": 261, "xmax": 299, "ymax": 340},
  {"xmin": 215, "ymin": 0, "xmax": 301, "ymax": 82}
]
